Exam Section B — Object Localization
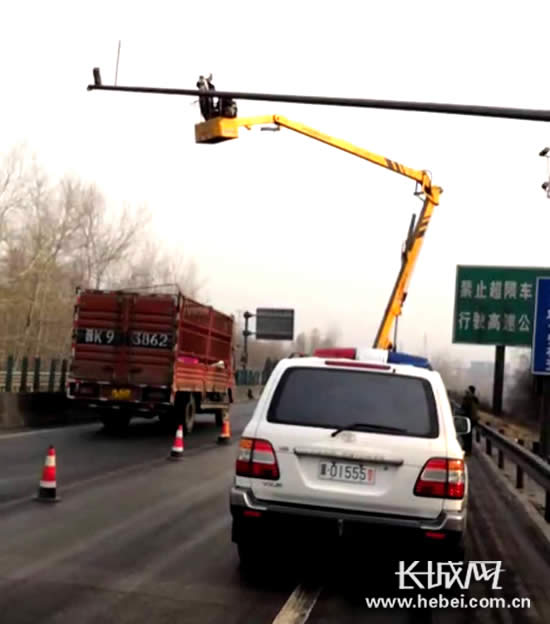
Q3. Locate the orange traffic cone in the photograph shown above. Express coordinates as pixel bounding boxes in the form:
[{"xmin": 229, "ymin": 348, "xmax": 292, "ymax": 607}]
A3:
[
  {"xmin": 217, "ymin": 411, "xmax": 231, "ymax": 445},
  {"xmin": 168, "ymin": 424, "xmax": 184, "ymax": 460},
  {"xmin": 34, "ymin": 445, "xmax": 61, "ymax": 503}
]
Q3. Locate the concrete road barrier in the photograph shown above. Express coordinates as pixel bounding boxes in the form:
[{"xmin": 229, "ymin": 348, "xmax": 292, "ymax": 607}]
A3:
[{"xmin": 0, "ymin": 393, "xmax": 76, "ymax": 429}]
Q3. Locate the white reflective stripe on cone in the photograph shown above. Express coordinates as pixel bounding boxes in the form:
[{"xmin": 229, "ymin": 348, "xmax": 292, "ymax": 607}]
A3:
[
  {"xmin": 45, "ymin": 456, "xmax": 56, "ymax": 467},
  {"xmin": 39, "ymin": 480, "xmax": 56, "ymax": 488}
]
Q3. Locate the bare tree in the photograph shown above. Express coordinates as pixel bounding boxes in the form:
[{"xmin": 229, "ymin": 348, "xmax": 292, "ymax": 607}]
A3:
[
  {"xmin": 290, "ymin": 326, "xmax": 342, "ymax": 355},
  {"xmin": 308, "ymin": 328, "xmax": 322, "ymax": 353},
  {"xmin": 0, "ymin": 146, "xmax": 27, "ymax": 246},
  {"xmin": 245, "ymin": 340, "xmax": 286, "ymax": 369},
  {"xmin": 0, "ymin": 161, "xmax": 81, "ymax": 358},
  {"xmin": 0, "ymin": 147, "xmax": 193, "ymax": 364},
  {"xmin": 507, "ymin": 352, "xmax": 538, "ymax": 421},
  {"xmin": 72, "ymin": 184, "xmax": 149, "ymax": 289},
  {"xmin": 110, "ymin": 241, "xmax": 204, "ymax": 298},
  {"xmin": 293, "ymin": 331, "xmax": 307, "ymax": 354},
  {"xmin": 319, "ymin": 325, "xmax": 341, "ymax": 349}
]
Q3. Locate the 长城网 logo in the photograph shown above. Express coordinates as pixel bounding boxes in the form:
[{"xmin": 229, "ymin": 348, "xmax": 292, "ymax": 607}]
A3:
[{"xmin": 395, "ymin": 561, "xmax": 505, "ymax": 591}]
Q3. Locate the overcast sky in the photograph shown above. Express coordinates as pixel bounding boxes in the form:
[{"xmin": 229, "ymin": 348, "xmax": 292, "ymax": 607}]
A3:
[{"xmin": 3, "ymin": 1, "xmax": 550, "ymax": 367}]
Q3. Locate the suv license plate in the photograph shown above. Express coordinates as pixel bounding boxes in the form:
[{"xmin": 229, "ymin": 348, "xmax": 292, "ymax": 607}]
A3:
[{"xmin": 318, "ymin": 461, "xmax": 376, "ymax": 485}]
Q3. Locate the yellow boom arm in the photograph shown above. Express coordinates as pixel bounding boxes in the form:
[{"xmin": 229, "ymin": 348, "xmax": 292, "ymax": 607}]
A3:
[{"xmin": 195, "ymin": 115, "xmax": 442, "ymax": 350}]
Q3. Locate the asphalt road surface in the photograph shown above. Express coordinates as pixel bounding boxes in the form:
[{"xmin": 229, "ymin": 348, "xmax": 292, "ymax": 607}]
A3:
[{"xmin": 0, "ymin": 404, "xmax": 549, "ymax": 624}]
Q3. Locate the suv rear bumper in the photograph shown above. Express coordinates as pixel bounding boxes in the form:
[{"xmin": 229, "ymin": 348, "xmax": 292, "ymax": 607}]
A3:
[{"xmin": 230, "ymin": 486, "xmax": 466, "ymax": 544}]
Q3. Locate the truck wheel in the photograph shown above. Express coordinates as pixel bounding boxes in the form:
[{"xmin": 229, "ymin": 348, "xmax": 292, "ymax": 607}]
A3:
[
  {"xmin": 183, "ymin": 395, "xmax": 196, "ymax": 435},
  {"xmin": 215, "ymin": 410, "xmax": 224, "ymax": 427},
  {"xmin": 158, "ymin": 413, "xmax": 176, "ymax": 433}
]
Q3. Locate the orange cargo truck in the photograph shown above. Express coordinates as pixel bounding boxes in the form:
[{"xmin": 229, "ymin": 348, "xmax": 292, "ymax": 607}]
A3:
[{"xmin": 66, "ymin": 288, "xmax": 234, "ymax": 433}]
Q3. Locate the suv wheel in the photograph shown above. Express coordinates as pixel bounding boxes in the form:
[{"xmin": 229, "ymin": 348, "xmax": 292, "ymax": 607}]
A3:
[{"xmin": 237, "ymin": 541, "xmax": 262, "ymax": 574}]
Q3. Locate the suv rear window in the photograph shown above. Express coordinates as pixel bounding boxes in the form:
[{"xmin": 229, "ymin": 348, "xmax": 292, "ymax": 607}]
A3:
[{"xmin": 268, "ymin": 367, "xmax": 438, "ymax": 438}]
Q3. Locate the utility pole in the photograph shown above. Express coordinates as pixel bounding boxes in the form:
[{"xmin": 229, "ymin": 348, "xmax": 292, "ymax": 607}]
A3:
[{"xmin": 492, "ymin": 345, "xmax": 506, "ymax": 415}]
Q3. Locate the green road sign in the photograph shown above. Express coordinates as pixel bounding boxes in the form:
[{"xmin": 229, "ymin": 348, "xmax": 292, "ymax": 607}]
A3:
[{"xmin": 453, "ymin": 265, "xmax": 550, "ymax": 346}]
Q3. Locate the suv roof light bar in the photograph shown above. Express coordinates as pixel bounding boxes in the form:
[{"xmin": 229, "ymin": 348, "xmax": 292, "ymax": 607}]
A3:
[
  {"xmin": 313, "ymin": 348, "xmax": 356, "ymax": 359},
  {"xmin": 324, "ymin": 360, "xmax": 391, "ymax": 371}
]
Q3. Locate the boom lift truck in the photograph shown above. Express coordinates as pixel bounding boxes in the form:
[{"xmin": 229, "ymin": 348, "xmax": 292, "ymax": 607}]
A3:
[{"xmin": 194, "ymin": 83, "xmax": 442, "ymax": 352}]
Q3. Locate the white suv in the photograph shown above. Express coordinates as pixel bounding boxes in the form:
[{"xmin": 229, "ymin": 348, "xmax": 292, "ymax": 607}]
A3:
[{"xmin": 230, "ymin": 348, "xmax": 470, "ymax": 569}]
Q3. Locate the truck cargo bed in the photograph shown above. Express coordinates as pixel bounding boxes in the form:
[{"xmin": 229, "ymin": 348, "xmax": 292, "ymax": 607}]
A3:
[
  {"xmin": 68, "ymin": 289, "xmax": 234, "ymax": 418},
  {"xmin": 70, "ymin": 290, "xmax": 177, "ymax": 387}
]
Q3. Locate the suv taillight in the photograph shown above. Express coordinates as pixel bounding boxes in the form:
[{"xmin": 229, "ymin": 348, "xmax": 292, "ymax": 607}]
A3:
[
  {"xmin": 236, "ymin": 438, "xmax": 280, "ymax": 480},
  {"xmin": 414, "ymin": 458, "xmax": 465, "ymax": 499}
]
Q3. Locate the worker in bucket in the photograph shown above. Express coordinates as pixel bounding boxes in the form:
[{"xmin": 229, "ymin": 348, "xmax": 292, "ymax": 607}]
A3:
[{"xmin": 196, "ymin": 74, "xmax": 237, "ymax": 121}]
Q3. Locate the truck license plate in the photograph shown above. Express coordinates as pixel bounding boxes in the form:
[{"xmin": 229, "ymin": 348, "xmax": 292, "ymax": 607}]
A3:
[
  {"xmin": 111, "ymin": 388, "xmax": 132, "ymax": 400},
  {"xmin": 319, "ymin": 461, "xmax": 376, "ymax": 485}
]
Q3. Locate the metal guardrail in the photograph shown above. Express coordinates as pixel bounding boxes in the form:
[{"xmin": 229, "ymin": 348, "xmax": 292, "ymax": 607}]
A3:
[
  {"xmin": 476, "ymin": 422, "xmax": 550, "ymax": 522},
  {"xmin": 1, "ymin": 369, "xmax": 262, "ymax": 392},
  {"xmin": 0, "ymin": 357, "xmax": 268, "ymax": 393},
  {"xmin": 235, "ymin": 370, "xmax": 264, "ymax": 386},
  {"xmin": 0, "ymin": 372, "xmax": 66, "ymax": 393},
  {"xmin": 0, "ymin": 351, "xmax": 274, "ymax": 393},
  {"xmin": 0, "ymin": 355, "xmax": 68, "ymax": 394}
]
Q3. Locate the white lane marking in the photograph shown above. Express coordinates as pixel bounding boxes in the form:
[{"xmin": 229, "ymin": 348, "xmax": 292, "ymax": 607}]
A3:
[
  {"xmin": 272, "ymin": 584, "xmax": 322, "ymax": 624},
  {"xmin": 0, "ymin": 423, "xmax": 93, "ymax": 440}
]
